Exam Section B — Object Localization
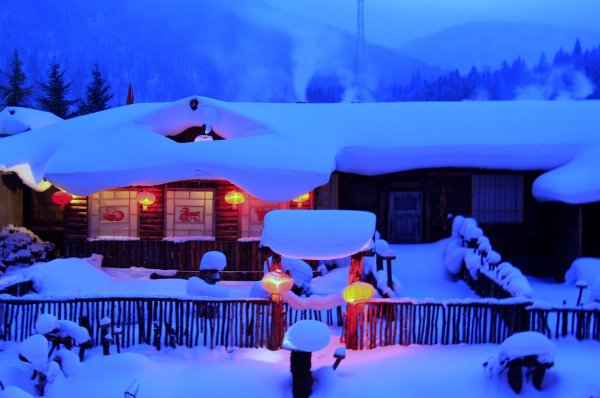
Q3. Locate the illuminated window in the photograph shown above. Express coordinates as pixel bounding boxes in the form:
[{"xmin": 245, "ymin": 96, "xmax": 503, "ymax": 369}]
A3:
[
  {"xmin": 472, "ymin": 175, "xmax": 523, "ymax": 223},
  {"xmin": 165, "ymin": 189, "xmax": 214, "ymax": 238},
  {"xmin": 239, "ymin": 195, "xmax": 289, "ymax": 239},
  {"xmin": 89, "ymin": 190, "xmax": 139, "ymax": 238}
]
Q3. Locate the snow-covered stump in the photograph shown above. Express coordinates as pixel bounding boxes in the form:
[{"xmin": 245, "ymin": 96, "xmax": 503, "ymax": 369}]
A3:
[
  {"xmin": 282, "ymin": 320, "xmax": 330, "ymax": 398},
  {"xmin": 100, "ymin": 317, "xmax": 112, "ymax": 356}
]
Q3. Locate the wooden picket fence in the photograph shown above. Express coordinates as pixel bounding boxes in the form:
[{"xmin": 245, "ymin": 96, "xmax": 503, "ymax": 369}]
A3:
[
  {"xmin": 344, "ymin": 299, "xmax": 532, "ymax": 350},
  {"xmin": 2, "ymin": 297, "xmax": 599, "ymax": 351}
]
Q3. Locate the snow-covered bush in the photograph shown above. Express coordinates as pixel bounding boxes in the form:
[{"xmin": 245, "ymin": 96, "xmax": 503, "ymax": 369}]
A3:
[
  {"xmin": 464, "ymin": 252, "xmax": 482, "ymax": 279},
  {"xmin": 199, "ymin": 251, "xmax": 227, "ymax": 271},
  {"xmin": 565, "ymin": 258, "xmax": 600, "ymax": 286},
  {"xmin": 28, "ymin": 258, "xmax": 113, "ymax": 296},
  {"xmin": 495, "ymin": 262, "xmax": 533, "ymax": 298},
  {"xmin": 0, "ymin": 225, "xmax": 54, "ymax": 272},
  {"xmin": 451, "ymin": 215, "xmax": 465, "ymax": 237},
  {"xmin": 186, "ymin": 276, "xmax": 229, "ymax": 297}
]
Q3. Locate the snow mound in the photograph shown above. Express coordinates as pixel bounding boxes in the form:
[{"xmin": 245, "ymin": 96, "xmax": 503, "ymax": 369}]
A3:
[
  {"xmin": 0, "ymin": 386, "xmax": 34, "ymax": 398},
  {"xmin": 186, "ymin": 276, "xmax": 230, "ymax": 297},
  {"xmin": 282, "ymin": 258, "xmax": 314, "ymax": 288},
  {"xmin": 565, "ymin": 257, "xmax": 600, "ymax": 286},
  {"xmin": 19, "ymin": 334, "xmax": 48, "ymax": 370},
  {"xmin": 199, "ymin": 251, "xmax": 227, "ymax": 271},
  {"xmin": 35, "ymin": 313, "xmax": 58, "ymax": 334},
  {"xmin": 28, "ymin": 258, "xmax": 113, "ymax": 296},
  {"xmin": 499, "ymin": 332, "xmax": 555, "ymax": 365},
  {"xmin": 282, "ymin": 320, "xmax": 330, "ymax": 352}
]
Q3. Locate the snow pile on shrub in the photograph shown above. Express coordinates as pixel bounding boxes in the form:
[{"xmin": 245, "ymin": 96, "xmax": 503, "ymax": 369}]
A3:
[
  {"xmin": 199, "ymin": 251, "xmax": 227, "ymax": 271},
  {"xmin": 484, "ymin": 331, "xmax": 555, "ymax": 377},
  {"xmin": 494, "ymin": 262, "xmax": 533, "ymax": 298},
  {"xmin": 186, "ymin": 276, "xmax": 230, "ymax": 297},
  {"xmin": 27, "ymin": 258, "xmax": 113, "ymax": 296},
  {"xmin": 565, "ymin": 258, "xmax": 600, "ymax": 286},
  {"xmin": 0, "ymin": 225, "xmax": 54, "ymax": 272}
]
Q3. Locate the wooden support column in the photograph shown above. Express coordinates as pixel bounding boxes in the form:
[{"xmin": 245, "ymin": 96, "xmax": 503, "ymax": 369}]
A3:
[
  {"xmin": 346, "ymin": 252, "xmax": 366, "ymax": 350},
  {"xmin": 268, "ymin": 253, "xmax": 285, "ymax": 351}
]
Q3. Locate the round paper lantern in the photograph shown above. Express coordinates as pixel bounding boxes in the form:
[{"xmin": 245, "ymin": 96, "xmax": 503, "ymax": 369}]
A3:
[
  {"xmin": 343, "ymin": 282, "xmax": 375, "ymax": 303},
  {"xmin": 136, "ymin": 191, "xmax": 156, "ymax": 211},
  {"xmin": 225, "ymin": 190, "xmax": 246, "ymax": 208},
  {"xmin": 291, "ymin": 193, "xmax": 310, "ymax": 208},
  {"xmin": 261, "ymin": 269, "xmax": 294, "ymax": 297},
  {"xmin": 51, "ymin": 190, "xmax": 73, "ymax": 209}
]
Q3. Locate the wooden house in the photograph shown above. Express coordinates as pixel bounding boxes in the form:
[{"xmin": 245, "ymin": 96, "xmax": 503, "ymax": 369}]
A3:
[{"xmin": 2, "ymin": 98, "xmax": 600, "ymax": 280}]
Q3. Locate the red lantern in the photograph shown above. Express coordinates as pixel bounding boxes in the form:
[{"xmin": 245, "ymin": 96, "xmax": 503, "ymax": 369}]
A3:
[
  {"xmin": 225, "ymin": 190, "xmax": 246, "ymax": 209},
  {"xmin": 51, "ymin": 191, "xmax": 73, "ymax": 210},
  {"xmin": 292, "ymin": 192, "xmax": 310, "ymax": 208},
  {"xmin": 136, "ymin": 191, "xmax": 156, "ymax": 211}
]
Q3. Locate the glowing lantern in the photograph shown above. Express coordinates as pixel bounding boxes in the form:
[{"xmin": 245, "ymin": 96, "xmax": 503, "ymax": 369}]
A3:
[
  {"xmin": 291, "ymin": 192, "xmax": 310, "ymax": 208},
  {"xmin": 343, "ymin": 282, "xmax": 375, "ymax": 303},
  {"xmin": 225, "ymin": 190, "xmax": 246, "ymax": 209},
  {"xmin": 261, "ymin": 269, "xmax": 294, "ymax": 298},
  {"xmin": 51, "ymin": 190, "xmax": 73, "ymax": 209},
  {"xmin": 136, "ymin": 191, "xmax": 156, "ymax": 211}
]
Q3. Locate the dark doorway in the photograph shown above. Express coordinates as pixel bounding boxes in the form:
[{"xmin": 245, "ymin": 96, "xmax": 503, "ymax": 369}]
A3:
[
  {"xmin": 582, "ymin": 203, "xmax": 600, "ymax": 258},
  {"xmin": 388, "ymin": 192, "xmax": 422, "ymax": 243}
]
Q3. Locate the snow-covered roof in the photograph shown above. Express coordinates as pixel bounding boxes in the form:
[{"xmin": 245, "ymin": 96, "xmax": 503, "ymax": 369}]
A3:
[
  {"xmin": 0, "ymin": 106, "xmax": 63, "ymax": 135},
  {"xmin": 260, "ymin": 210, "xmax": 376, "ymax": 260},
  {"xmin": 1, "ymin": 97, "xmax": 599, "ymax": 203}
]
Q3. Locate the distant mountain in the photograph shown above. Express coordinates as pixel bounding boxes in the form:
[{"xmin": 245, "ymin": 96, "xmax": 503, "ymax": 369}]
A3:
[
  {"xmin": 0, "ymin": 0, "xmax": 436, "ymax": 105},
  {"xmin": 399, "ymin": 21, "xmax": 600, "ymax": 72}
]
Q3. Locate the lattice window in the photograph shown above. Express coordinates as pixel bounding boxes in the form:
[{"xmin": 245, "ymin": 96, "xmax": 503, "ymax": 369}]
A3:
[
  {"xmin": 89, "ymin": 190, "xmax": 139, "ymax": 238},
  {"xmin": 165, "ymin": 189, "xmax": 214, "ymax": 238},
  {"xmin": 239, "ymin": 195, "xmax": 289, "ymax": 240},
  {"xmin": 472, "ymin": 175, "xmax": 523, "ymax": 223}
]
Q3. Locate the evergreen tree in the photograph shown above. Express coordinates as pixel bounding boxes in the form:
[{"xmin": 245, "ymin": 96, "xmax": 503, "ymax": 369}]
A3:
[
  {"xmin": 0, "ymin": 49, "xmax": 32, "ymax": 107},
  {"xmin": 78, "ymin": 63, "xmax": 113, "ymax": 114},
  {"xmin": 38, "ymin": 58, "xmax": 77, "ymax": 118}
]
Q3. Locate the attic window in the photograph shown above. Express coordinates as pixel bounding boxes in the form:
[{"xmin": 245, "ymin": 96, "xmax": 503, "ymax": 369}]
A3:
[{"xmin": 472, "ymin": 175, "xmax": 523, "ymax": 223}]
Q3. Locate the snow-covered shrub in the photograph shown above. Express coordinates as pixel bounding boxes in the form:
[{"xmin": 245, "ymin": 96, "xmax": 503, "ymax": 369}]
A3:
[
  {"xmin": 565, "ymin": 258, "xmax": 600, "ymax": 286},
  {"xmin": 199, "ymin": 251, "xmax": 227, "ymax": 271},
  {"xmin": 495, "ymin": 262, "xmax": 533, "ymax": 298},
  {"xmin": 28, "ymin": 258, "xmax": 113, "ymax": 296},
  {"xmin": 464, "ymin": 252, "xmax": 482, "ymax": 279},
  {"xmin": 459, "ymin": 218, "xmax": 477, "ymax": 239},
  {"xmin": 0, "ymin": 225, "xmax": 54, "ymax": 272},
  {"xmin": 451, "ymin": 215, "xmax": 465, "ymax": 237},
  {"xmin": 186, "ymin": 276, "xmax": 229, "ymax": 297},
  {"xmin": 444, "ymin": 237, "xmax": 469, "ymax": 275},
  {"xmin": 487, "ymin": 251, "xmax": 502, "ymax": 267}
]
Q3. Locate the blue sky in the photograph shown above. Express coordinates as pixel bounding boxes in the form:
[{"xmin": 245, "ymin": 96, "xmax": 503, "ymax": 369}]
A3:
[{"xmin": 264, "ymin": 0, "xmax": 600, "ymax": 47}]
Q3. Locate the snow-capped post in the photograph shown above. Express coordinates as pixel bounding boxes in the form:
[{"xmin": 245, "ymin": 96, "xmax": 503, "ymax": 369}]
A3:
[
  {"xmin": 261, "ymin": 253, "xmax": 293, "ymax": 350},
  {"xmin": 100, "ymin": 317, "xmax": 112, "ymax": 355},
  {"xmin": 282, "ymin": 320, "xmax": 330, "ymax": 398},
  {"xmin": 575, "ymin": 280, "xmax": 588, "ymax": 306},
  {"xmin": 332, "ymin": 346, "xmax": 346, "ymax": 370},
  {"xmin": 152, "ymin": 322, "xmax": 161, "ymax": 351}
]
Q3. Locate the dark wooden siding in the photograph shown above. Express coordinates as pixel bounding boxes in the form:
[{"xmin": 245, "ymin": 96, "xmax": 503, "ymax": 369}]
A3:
[
  {"xmin": 338, "ymin": 169, "xmax": 581, "ymax": 279},
  {"xmin": 64, "ymin": 195, "xmax": 88, "ymax": 240},
  {"xmin": 215, "ymin": 181, "xmax": 240, "ymax": 241},
  {"xmin": 0, "ymin": 172, "xmax": 23, "ymax": 227},
  {"xmin": 139, "ymin": 186, "xmax": 164, "ymax": 240},
  {"xmin": 63, "ymin": 239, "xmax": 264, "ymax": 279}
]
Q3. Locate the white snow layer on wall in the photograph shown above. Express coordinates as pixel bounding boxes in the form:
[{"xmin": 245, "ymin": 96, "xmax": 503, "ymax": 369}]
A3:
[{"xmin": 2, "ymin": 98, "xmax": 600, "ymax": 203}]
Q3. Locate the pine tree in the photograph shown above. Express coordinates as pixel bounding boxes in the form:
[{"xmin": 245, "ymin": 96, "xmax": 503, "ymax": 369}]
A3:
[
  {"xmin": 78, "ymin": 63, "xmax": 113, "ymax": 115},
  {"xmin": 0, "ymin": 49, "xmax": 32, "ymax": 107},
  {"xmin": 38, "ymin": 58, "xmax": 77, "ymax": 118}
]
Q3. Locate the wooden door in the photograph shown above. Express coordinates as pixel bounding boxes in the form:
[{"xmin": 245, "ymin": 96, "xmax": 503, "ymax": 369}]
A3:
[{"xmin": 388, "ymin": 192, "xmax": 422, "ymax": 243}]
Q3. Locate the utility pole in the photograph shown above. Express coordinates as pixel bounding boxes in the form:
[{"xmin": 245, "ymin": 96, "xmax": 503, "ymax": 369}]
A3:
[{"xmin": 354, "ymin": 0, "xmax": 366, "ymax": 101}]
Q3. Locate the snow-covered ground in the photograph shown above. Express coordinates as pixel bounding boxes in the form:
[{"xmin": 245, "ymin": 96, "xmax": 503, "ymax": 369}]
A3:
[
  {"xmin": 1, "ymin": 332, "xmax": 599, "ymax": 398},
  {"xmin": 2, "ymin": 240, "xmax": 600, "ymax": 397}
]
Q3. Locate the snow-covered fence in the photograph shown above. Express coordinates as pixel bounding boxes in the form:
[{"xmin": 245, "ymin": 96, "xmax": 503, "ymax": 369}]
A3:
[
  {"xmin": 63, "ymin": 240, "xmax": 265, "ymax": 280},
  {"xmin": 345, "ymin": 299, "xmax": 532, "ymax": 350},
  {"xmin": 528, "ymin": 305, "xmax": 600, "ymax": 341},
  {"xmin": 0, "ymin": 298, "xmax": 343, "ymax": 350}
]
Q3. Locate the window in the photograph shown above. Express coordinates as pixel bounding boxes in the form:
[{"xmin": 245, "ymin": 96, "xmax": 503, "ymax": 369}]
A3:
[
  {"xmin": 165, "ymin": 189, "xmax": 214, "ymax": 238},
  {"xmin": 239, "ymin": 195, "xmax": 289, "ymax": 240},
  {"xmin": 472, "ymin": 175, "xmax": 523, "ymax": 223},
  {"xmin": 89, "ymin": 190, "xmax": 139, "ymax": 238}
]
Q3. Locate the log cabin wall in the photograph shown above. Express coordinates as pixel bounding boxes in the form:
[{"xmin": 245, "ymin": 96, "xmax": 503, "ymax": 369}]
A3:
[
  {"xmin": 139, "ymin": 186, "xmax": 164, "ymax": 240},
  {"xmin": 215, "ymin": 181, "xmax": 240, "ymax": 241},
  {"xmin": 0, "ymin": 172, "xmax": 23, "ymax": 227},
  {"xmin": 337, "ymin": 169, "xmax": 581, "ymax": 279}
]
